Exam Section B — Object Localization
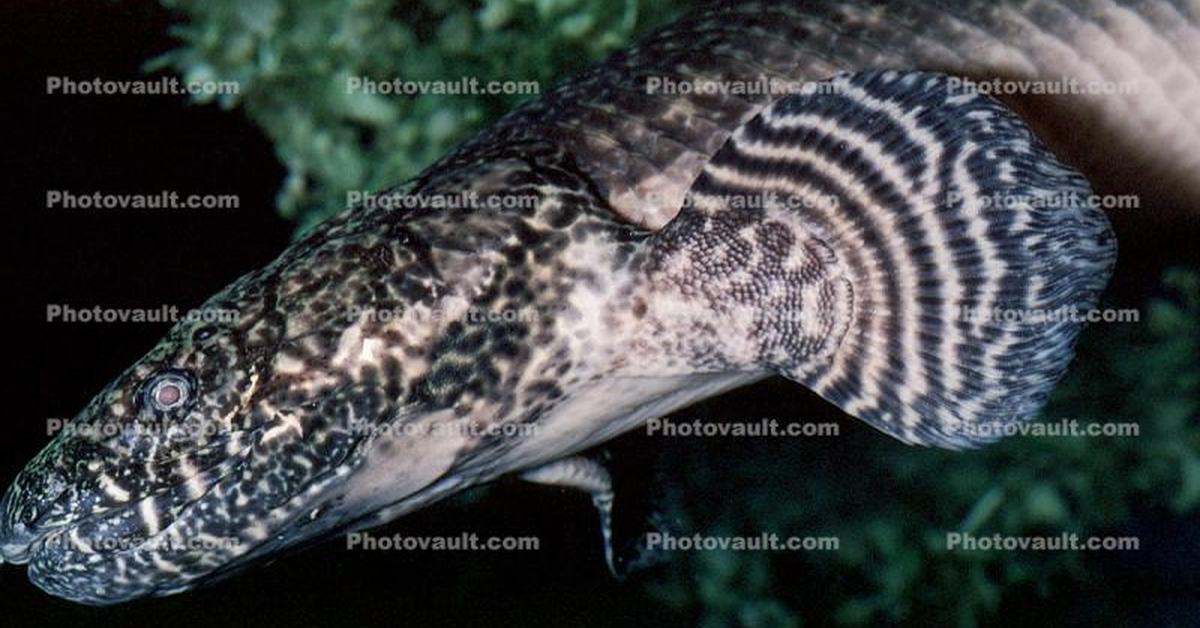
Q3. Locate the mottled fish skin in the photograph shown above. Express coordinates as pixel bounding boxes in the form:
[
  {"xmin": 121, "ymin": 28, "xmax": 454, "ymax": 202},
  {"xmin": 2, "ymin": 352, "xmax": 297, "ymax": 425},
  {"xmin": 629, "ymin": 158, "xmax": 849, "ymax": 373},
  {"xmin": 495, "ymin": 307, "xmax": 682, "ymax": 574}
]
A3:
[
  {"xmin": 1, "ymin": 0, "xmax": 1191, "ymax": 605},
  {"xmin": 2, "ymin": 139, "xmax": 663, "ymax": 602}
]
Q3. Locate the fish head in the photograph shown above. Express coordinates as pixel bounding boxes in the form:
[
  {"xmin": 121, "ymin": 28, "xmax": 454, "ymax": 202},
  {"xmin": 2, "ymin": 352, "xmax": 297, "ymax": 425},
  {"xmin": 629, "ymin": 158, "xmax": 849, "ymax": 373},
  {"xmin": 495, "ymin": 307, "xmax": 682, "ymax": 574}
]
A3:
[{"xmin": 0, "ymin": 229, "xmax": 473, "ymax": 604}]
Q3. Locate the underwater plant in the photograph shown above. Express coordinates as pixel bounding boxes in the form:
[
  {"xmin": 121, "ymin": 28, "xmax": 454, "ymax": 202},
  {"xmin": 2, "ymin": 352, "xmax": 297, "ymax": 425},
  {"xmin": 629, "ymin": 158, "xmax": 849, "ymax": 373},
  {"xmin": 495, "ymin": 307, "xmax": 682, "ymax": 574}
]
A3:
[
  {"xmin": 153, "ymin": 0, "xmax": 688, "ymax": 234},
  {"xmin": 643, "ymin": 268, "xmax": 1200, "ymax": 626}
]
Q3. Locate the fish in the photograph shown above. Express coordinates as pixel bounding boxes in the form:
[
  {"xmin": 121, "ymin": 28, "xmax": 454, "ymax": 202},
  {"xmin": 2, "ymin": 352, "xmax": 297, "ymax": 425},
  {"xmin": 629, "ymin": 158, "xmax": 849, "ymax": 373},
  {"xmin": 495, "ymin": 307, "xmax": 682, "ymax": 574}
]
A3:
[{"xmin": 10, "ymin": 0, "xmax": 1200, "ymax": 605}]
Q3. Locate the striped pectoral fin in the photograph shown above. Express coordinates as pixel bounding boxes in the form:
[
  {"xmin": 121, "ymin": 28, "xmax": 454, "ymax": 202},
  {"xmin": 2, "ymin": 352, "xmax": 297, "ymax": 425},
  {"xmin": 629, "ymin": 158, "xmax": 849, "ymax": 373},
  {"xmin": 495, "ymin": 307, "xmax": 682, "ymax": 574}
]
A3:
[{"xmin": 644, "ymin": 70, "xmax": 1117, "ymax": 448}]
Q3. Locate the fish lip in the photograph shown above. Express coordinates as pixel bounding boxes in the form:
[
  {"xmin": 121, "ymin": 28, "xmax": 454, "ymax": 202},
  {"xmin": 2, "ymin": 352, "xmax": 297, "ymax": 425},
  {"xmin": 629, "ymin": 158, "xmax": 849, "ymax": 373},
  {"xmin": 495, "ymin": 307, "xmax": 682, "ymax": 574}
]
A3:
[
  {"xmin": 12, "ymin": 472, "xmax": 364, "ymax": 605},
  {"xmin": 0, "ymin": 453, "xmax": 362, "ymax": 602},
  {"xmin": 0, "ymin": 455, "xmax": 232, "ymax": 568},
  {"xmin": 1, "ymin": 419, "xmax": 372, "ymax": 601},
  {"xmin": 0, "ymin": 425, "xmax": 262, "ymax": 569},
  {"xmin": 0, "ymin": 517, "xmax": 64, "ymax": 566},
  {"xmin": 0, "ymin": 482, "xmax": 79, "ymax": 566},
  {"xmin": 0, "ymin": 488, "xmax": 29, "ymax": 564}
]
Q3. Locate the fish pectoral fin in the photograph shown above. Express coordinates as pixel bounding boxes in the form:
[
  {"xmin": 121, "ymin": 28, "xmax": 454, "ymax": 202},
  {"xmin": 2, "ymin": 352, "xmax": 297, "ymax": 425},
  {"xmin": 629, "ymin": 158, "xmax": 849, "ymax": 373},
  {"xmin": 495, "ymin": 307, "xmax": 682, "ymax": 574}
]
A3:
[
  {"xmin": 640, "ymin": 70, "xmax": 1115, "ymax": 448},
  {"xmin": 519, "ymin": 456, "xmax": 619, "ymax": 578}
]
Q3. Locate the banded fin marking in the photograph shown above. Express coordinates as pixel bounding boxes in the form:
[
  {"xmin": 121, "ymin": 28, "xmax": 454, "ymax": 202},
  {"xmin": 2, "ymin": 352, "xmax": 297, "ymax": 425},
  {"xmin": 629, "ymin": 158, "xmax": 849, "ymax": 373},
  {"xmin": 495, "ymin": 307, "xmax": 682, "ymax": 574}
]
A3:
[{"xmin": 646, "ymin": 70, "xmax": 1116, "ymax": 448}]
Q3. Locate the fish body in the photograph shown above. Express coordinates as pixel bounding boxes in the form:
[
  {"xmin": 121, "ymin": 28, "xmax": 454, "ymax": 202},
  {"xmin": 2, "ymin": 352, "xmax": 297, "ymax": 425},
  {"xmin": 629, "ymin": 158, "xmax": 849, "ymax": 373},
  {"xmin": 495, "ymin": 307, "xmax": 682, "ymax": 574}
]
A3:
[{"xmin": 5, "ymin": 0, "xmax": 1197, "ymax": 605}]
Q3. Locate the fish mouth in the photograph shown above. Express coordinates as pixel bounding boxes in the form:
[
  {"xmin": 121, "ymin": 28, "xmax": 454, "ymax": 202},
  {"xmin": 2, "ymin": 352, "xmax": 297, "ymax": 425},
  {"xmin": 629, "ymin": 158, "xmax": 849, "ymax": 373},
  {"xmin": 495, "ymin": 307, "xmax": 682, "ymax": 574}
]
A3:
[
  {"xmin": 0, "ymin": 485, "xmax": 309, "ymax": 604},
  {"xmin": 0, "ymin": 483, "xmax": 67, "ymax": 566},
  {"xmin": 0, "ymin": 529, "xmax": 47, "ymax": 565},
  {"xmin": 0, "ymin": 525, "xmax": 67, "ymax": 570},
  {"xmin": 0, "ymin": 450, "xmax": 260, "ymax": 603},
  {"xmin": 0, "ymin": 449, "xmax": 382, "ymax": 605},
  {"xmin": 0, "ymin": 490, "xmax": 42, "ymax": 565},
  {"xmin": 0, "ymin": 433, "xmax": 244, "ymax": 564},
  {"xmin": 0, "ymin": 404, "xmax": 471, "ymax": 604}
]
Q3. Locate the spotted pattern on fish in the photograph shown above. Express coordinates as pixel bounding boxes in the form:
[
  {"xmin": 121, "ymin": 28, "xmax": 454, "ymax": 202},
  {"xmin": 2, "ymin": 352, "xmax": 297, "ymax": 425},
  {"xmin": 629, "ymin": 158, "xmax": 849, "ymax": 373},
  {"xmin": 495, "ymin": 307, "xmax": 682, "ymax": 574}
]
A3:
[{"xmin": 3, "ymin": 0, "xmax": 1194, "ymax": 605}]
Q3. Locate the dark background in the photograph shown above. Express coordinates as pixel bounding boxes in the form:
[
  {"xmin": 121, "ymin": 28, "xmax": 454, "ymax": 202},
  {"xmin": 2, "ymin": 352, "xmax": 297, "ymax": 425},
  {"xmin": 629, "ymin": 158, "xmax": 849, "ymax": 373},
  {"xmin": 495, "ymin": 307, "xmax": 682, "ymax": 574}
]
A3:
[{"xmin": 2, "ymin": 1, "xmax": 1197, "ymax": 627}]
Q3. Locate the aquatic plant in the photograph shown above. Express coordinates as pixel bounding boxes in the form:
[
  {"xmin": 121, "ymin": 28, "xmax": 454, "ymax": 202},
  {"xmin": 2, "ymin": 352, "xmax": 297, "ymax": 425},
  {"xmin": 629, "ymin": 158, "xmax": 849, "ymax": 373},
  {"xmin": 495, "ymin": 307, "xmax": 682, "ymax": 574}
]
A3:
[
  {"xmin": 645, "ymin": 267, "xmax": 1200, "ymax": 626},
  {"xmin": 153, "ymin": 0, "xmax": 687, "ymax": 234}
]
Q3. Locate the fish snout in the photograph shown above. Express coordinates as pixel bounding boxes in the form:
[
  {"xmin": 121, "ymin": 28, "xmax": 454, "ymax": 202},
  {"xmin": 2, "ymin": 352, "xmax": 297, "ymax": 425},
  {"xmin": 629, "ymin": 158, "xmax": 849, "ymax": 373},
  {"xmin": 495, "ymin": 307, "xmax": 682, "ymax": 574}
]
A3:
[
  {"xmin": 0, "ymin": 466, "xmax": 71, "ymax": 564},
  {"xmin": 0, "ymin": 484, "xmax": 34, "ymax": 564}
]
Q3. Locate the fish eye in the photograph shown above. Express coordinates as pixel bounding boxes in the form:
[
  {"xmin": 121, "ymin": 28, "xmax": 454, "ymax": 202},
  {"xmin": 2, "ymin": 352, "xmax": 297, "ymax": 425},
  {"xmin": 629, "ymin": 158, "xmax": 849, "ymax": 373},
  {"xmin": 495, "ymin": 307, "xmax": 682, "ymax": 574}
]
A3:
[
  {"xmin": 143, "ymin": 370, "xmax": 195, "ymax": 413},
  {"xmin": 192, "ymin": 325, "xmax": 216, "ymax": 342}
]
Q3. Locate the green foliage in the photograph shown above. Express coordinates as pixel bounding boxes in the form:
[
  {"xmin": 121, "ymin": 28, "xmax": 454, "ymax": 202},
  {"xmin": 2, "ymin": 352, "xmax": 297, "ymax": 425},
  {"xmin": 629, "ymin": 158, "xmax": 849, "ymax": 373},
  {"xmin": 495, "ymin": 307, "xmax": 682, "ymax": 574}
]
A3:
[
  {"xmin": 646, "ymin": 268, "xmax": 1200, "ymax": 626},
  {"xmin": 153, "ymin": 0, "xmax": 688, "ymax": 235}
]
